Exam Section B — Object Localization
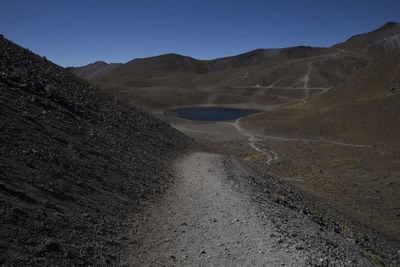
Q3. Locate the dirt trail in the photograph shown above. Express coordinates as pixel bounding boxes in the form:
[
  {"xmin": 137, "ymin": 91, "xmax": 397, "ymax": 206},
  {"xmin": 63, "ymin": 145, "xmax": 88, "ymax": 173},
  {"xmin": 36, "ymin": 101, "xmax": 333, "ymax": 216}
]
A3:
[
  {"xmin": 123, "ymin": 152, "xmax": 372, "ymax": 266},
  {"xmin": 232, "ymin": 119, "xmax": 279, "ymax": 165},
  {"xmin": 229, "ymin": 117, "xmax": 372, "ymax": 167},
  {"xmin": 302, "ymin": 61, "xmax": 312, "ymax": 101},
  {"xmin": 124, "ymin": 153, "xmax": 303, "ymax": 266},
  {"xmin": 233, "ymin": 118, "xmax": 373, "ymax": 149},
  {"xmin": 303, "ymin": 62, "xmax": 312, "ymax": 89}
]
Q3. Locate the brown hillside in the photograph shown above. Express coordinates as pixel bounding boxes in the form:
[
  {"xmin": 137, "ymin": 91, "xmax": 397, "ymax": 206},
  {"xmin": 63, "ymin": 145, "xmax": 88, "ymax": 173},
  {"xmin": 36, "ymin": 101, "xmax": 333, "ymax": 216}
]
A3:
[
  {"xmin": 247, "ymin": 49, "xmax": 400, "ymax": 150},
  {"xmin": 83, "ymin": 46, "xmax": 368, "ymax": 113}
]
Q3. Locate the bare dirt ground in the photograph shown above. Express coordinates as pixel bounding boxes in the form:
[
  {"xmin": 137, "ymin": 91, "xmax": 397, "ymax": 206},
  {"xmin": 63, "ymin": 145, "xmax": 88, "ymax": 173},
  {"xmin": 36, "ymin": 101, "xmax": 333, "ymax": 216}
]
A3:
[{"xmin": 122, "ymin": 152, "xmax": 375, "ymax": 266}]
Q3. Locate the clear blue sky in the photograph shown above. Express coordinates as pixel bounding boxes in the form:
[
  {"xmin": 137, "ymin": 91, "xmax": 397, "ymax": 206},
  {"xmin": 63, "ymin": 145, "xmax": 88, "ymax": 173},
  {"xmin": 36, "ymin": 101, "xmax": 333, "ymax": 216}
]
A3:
[{"xmin": 2, "ymin": 0, "xmax": 399, "ymax": 67}]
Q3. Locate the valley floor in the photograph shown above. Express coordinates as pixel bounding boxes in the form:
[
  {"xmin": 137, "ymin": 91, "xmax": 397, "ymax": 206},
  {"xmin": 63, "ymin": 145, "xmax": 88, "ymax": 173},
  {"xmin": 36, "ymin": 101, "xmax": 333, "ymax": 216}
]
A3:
[{"xmin": 122, "ymin": 152, "xmax": 375, "ymax": 266}]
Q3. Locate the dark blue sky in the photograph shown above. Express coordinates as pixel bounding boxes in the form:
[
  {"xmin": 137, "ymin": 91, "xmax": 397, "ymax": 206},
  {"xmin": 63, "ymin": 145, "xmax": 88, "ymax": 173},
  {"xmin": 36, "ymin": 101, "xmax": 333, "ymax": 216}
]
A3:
[{"xmin": 2, "ymin": 0, "xmax": 399, "ymax": 67}]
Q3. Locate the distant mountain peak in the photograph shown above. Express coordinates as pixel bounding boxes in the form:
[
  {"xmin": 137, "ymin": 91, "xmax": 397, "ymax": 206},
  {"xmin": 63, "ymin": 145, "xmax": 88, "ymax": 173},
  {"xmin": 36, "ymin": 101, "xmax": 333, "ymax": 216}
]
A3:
[
  {"xmin": 336, "ymin": 21, "xmax": 400, "ymax": 52},
  {"xmin": 92, "ymin": 60, "xmax": 108, "ymax": 65},
  {"xmin": 374, "ymin": 21, "xmax": 399, "ymax": 33},
  {"xmin": 69, "ymin": 60, "xmax": 122, "ymax": 80}
]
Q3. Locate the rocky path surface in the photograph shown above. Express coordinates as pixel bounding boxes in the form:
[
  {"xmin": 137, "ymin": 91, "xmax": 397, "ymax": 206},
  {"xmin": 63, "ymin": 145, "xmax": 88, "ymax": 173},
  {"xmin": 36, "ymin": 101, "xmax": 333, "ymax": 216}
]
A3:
[{"xmin": 123, "ymin": 152, "xmax": 373, "ymax": 266}]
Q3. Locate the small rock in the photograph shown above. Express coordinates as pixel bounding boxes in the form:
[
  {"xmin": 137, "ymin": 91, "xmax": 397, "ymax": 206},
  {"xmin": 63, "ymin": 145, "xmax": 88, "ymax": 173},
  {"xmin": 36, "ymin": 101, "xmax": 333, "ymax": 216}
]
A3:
[{"xmin": 44, "ymin": 240, "xmax": 61, "ymax": 252}]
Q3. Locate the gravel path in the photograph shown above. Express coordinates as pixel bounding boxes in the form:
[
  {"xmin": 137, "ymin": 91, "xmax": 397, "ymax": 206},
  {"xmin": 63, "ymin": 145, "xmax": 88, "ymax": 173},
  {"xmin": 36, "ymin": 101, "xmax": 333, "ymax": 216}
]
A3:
[{"xmin": 123, "ymin": 152, "xmax": 374, "ymax": 266}]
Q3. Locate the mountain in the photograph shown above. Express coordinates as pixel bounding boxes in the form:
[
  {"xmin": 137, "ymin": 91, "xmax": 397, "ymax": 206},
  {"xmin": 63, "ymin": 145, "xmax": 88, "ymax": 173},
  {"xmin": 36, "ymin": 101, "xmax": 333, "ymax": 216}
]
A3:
[
  {"xmin": 70, "ymin": 22, "xmax": 400, "ymax": 87},
  {"xmin": 77, "ymin": 45, "xmax": 364, "ymax": 111},
  {"xmin": 66, "ymin": 60, "xmax": 122, "ymax": 80},
  {"xmin": 69, "ymin": 46, "xmax": 337, "ymax": 83},
  {"xmin": 70, "ymin": 23, "xmax": 400, "ymax": 112},
  {"xmin": 69, "ymin": 49, "xmax": 283, "ymax": 79},
  {"xmin": 248, "ymin": 22, "xmax": 400, "ymax": 149},
  {"xmin": 0, "ymin": 35, "xmax": 192, "ymax": 265},
  {"xmin": 246, "ymin": 48, "xmax": 400, "ymax": 149},
  {"xmin": 335, "ymin": 22, "xmax": 400, "ymax": 52},
  {"xmin": 65, "ymin": 22, "xmax": 398, "ymax": 113}
]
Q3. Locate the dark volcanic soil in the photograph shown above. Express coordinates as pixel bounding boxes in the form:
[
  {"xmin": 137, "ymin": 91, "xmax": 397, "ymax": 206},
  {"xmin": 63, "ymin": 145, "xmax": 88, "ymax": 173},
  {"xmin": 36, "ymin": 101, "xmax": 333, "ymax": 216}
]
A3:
[{"xmin": 0, "ymin": 35, "xmax": 192, "ymax": 266}]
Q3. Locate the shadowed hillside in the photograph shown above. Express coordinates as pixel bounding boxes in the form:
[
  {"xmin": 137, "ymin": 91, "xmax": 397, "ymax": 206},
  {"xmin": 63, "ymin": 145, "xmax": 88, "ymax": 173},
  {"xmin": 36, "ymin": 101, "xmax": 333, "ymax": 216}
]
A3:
[{"xmin": 0, "ymin": 35, "xmax": 192, "ymax": 266}]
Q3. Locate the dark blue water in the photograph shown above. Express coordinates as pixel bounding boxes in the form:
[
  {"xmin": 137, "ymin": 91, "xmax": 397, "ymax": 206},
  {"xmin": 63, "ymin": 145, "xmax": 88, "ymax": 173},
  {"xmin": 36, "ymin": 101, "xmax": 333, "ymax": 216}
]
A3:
[{"xmin": 170, "ymin": 107, "xmax": 260, "ymax": 121}]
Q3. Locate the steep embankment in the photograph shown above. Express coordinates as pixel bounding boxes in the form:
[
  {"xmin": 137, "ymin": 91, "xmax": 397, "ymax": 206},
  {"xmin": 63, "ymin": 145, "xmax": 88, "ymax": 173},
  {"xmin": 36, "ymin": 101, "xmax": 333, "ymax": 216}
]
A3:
[{"xmin": 0, "ymin": 35, "xmax": 192, "ymax": 266}]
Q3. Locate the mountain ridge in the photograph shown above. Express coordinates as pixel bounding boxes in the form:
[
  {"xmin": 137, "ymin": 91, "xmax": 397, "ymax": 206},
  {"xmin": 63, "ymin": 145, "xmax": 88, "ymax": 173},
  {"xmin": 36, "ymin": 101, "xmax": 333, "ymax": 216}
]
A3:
[
  {"xmin": 335, "ymin": 21, "xmax": 400, "ymax": 51},
  {"xmin": 69, "ymin": 22, "xmax": 399, "ymax": 80}
]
